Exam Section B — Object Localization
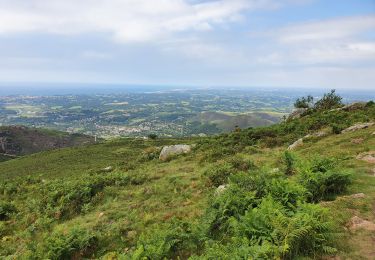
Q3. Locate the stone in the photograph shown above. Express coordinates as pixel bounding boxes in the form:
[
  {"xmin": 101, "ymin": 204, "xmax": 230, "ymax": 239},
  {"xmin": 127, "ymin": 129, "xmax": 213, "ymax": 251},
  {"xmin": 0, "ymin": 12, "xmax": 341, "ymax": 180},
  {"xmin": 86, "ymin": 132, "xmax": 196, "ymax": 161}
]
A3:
[
  {"xmin": 288, "ymin": 108, "xmax": 308, "ymax": 120},
  {"xmin": 98, "ymin": 212, "xmax": 104, "ymax": 218},
  {"xmin": 349, "ymin": 193, "xmax": 366, "ymax": 199},
  {"xmin": 215, "ymin": 185, "xmax": 228, "ymax": 195},
  {"xmin": 349, "ymin": 216, "xmax": 375, "ymax": 231},
  {"xmin": 351, "ymin": 138, "xmax": 364, "ymax": 144},
  {"xmin": 102, "ymin": 166, "xmax": 114, "ymax": 172},
  {"xmin": 159, "ymin": 144, "xmax": 192, "ymax": 161},
  {"xmin": 356, "ymin": 151, "xmax": 375, "ymax": 164},
  {"xmin": 341, "ymin": 122, "xmax": 374, "ymax": 134},
  {"xmin": 288, "ymin": 138, "xmax": 303, "ymax": 150}
]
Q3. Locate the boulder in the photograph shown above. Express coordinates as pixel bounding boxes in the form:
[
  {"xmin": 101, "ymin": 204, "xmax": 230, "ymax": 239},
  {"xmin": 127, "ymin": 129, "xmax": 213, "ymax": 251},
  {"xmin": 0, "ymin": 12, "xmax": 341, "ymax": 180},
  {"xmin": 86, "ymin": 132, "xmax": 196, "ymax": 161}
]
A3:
[
  {"xmin": 288, "ymin": 138, "xmax": 303, "ymax": 150},
  {"xmin": 159, "ymin": 144, "xmax": 191, "ymax": 161},
  {"xmin": 349, "ymin": 216, "xmax": 375, "ymax": 231},
  {"xmin": 288, "ymin": 108, "xmax": 308, "ymax": 120},
  {"xmin": 341, "ymin": 122, "xmax": 374, "ymax": 134},
  {"xmin": 356, "ymin": 151, "xmax": 375, "ymax": 164}
]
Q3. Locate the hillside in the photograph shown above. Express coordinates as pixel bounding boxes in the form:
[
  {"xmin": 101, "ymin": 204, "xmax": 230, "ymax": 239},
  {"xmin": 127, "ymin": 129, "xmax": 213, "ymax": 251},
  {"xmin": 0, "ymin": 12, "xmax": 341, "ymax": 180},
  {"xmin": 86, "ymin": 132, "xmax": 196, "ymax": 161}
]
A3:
[
  {"xmin": 0, "ymin": 126, "xmax": 96, "ymax": 161},
  {"xmin": 0, "ymin": 100, "xmax": 374, "ymax": 259},
  {"xmin": 193, "ymin": 111, "xmax": 282, "ymax": 132}
]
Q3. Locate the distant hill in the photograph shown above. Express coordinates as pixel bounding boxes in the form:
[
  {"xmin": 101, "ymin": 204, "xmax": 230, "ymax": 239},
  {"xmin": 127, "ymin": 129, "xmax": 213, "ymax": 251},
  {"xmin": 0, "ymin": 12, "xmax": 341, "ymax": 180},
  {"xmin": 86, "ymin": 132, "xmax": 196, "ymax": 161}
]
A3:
[
  {"xmin": 193, "ymin": 111, "xmax": 282, "ymax": 131},
  {"xmin": 0, "ymin": 125, "xmax": 95, "ymax": 159}
]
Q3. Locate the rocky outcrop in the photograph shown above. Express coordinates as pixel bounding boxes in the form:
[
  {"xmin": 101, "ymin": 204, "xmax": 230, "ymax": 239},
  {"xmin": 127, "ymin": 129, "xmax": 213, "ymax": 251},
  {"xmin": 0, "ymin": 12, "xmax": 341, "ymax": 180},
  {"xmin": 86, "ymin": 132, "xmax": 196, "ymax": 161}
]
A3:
[
  {"xmin": 356, "ymin": 151, "xmax": 375, "ymax": 164},
  {"xmin": 341, "ymin": 122, "xmax": 374, "ymax": 134},
  {"xmin": 331, "ymin": 102, "xmax": 367, "ymax": 112},
  {"xmin": 349, "ymin": 216, "xmax": 375, "ymax": 231},
  {"xmin": 159, "ymin": 144, "xmax": 191, "ymax": 161},
  {"xmin": 288, "ymin": 131, "xmax": 328, "ymax": 150},
  {"xmin": 288, "ymin": 138, "xmax": 304, "ymax": 150},
  {"xmin": 288, "ymin": 108, "xmax": 308, "ymax": 120}
]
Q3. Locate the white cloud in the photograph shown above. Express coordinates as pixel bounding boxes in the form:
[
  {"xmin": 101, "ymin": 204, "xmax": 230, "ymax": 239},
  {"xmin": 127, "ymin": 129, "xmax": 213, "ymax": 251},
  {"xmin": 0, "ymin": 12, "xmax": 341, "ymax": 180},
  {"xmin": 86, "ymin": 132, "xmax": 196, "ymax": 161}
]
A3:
[
  {"xmin": 0, "ymin": 0, "xmax": 261, "ymax": 42},
  {"xmin": 254, "ymin": 15, "xmax": 375, "ymax": 66},
  {"xmin": 276, "ymin": 15, "xmax": 375, "ymax": 43}
]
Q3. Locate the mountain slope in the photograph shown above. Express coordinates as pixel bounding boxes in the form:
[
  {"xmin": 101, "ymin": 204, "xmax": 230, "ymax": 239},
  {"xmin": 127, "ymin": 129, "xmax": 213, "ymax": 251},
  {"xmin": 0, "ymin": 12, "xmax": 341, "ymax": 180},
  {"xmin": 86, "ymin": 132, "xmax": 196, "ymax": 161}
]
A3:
[
  {"xmin": 0, "ymin": 125, "xmax": 96, "ymax": 159},
  {"xmin": 0, "ymin": 102, "xmax": 374, "ymax": 259}
]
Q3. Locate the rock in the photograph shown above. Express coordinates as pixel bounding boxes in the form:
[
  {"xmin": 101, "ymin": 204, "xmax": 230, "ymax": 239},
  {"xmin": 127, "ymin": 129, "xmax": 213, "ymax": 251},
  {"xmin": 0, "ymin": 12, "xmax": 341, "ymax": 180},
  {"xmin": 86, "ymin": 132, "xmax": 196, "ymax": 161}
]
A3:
[
  {"xmin": 304, "ymin": 131, "xmax": 328, "ymax": 139},
  {"xmin": 159, "ymin": 144, "xmax": 191, "ymax": 161},
  {"xmin": 351, "ymin": 138, "xmax": 364, "ymax": 144},
  {"xmin": 215, "ymin": 185, "xmax": 228, "ymax": 195},
  {"xmin": 288, "ymin": 138, "xmax": 303, "ymax": 150},
  {"xmin": 350, "ymin": 193, "xmax": 366, "ymax": 199},
  {"xmin": 288, "ymin": 108, "xmax": 308, "ymax": 120},
  {"xmin": 102, "ymin": 166, "xmax": 114, "ymax": 172},
  {"xmin": 341, "ymin": 122, "xmax": 374, "ymax": 134},
  {"xmin": 349, "ymin": 216, "xmax": 375, "ymax": 231},
  {"xmin": 372, "ymin": 131, "xmax": 375, "ymax": 135},
  {"xmin": 98, "ymin": 212, "xmax": 104, "ymax": 218},
  {"xmin": 356, "ymin": 151, "xmax": 375, "ymax": 164},
  {"xmin": 331, "ymin": 102, "xmax": 367, "ymax": 112}
]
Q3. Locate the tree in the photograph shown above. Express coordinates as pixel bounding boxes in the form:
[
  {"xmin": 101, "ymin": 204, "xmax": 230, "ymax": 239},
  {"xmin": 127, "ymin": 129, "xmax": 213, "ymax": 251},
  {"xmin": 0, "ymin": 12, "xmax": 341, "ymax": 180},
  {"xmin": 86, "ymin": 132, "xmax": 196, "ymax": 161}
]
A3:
[
  {"xmin": 314, "ymin": 89, "xmax": 343, "ymax": 110},
  {"xmin": 294, "ymin": 95, "xmax": 314, "ymax": 109},
  {"xmin": 148, "ymin": 134, "xmax": 158, "ymax": 140}
]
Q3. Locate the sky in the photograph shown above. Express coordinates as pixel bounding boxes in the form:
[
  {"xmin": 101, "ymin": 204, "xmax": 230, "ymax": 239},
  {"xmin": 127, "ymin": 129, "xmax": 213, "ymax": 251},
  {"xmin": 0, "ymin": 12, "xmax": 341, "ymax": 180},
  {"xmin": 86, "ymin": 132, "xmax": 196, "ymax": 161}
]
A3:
[{"xmin": 0, "ymin": 0, "xmax": 374, "ymax": 89}]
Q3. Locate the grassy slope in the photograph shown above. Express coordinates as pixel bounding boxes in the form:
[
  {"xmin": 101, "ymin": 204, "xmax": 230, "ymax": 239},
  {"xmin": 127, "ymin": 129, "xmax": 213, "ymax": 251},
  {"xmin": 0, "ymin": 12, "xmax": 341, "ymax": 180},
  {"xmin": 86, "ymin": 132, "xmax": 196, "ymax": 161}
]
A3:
[
  {"xmin": 0, "ymin": 126, "xmax": 95, "ymax": 158},
  {"xmin": 0, "ymin": 114, "xmax": 374, "ymax": 258}
]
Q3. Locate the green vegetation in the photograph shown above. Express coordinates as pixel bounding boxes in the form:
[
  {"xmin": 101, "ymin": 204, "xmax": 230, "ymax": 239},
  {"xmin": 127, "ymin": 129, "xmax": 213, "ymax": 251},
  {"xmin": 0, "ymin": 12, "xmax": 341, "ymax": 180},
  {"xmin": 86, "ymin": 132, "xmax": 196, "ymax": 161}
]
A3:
[{"xmin": 0, "ymin": 92, "xmax": 375, "ymax": 259}]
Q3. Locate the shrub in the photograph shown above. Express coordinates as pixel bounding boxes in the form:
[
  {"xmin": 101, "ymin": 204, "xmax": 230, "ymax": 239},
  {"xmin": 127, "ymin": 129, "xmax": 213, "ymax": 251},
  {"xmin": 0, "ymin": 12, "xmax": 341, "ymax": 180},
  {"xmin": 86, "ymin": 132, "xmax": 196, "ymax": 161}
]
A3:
[
  {"xmin": 132, "ymin": 221, "xmax": 197, "ymax": 259},
  {"xmin": 204, "ymin": 184, "xmax": 258, "ymax": 237},
  {"xmin": 229, "ymin": 197, "xmax": 337, "ymax": 258},
  {"xmin": 314, "ymin": 89, "xmax": 343, "ymax": 110},
  {"xmin": 147, "ymin": 134, "xmax": 158, "ymax": 140},
  {"xmin": 298, "ymin": 170, "xmax": 351, "ymax": 202},
  {"xmin": 294, "ymin": 95, "xmax": 314, "ymax": 109},
  {"xmin": 42, "ymin": 227, "xmax": 98, "ymax": 259},
  {"xmin": 331, "ymin": 123, "xmax": 346, "ymax": 134},
  {"xmin": 204, "ymin": 163, "xmax": 234, "ymax": 187},
  {"xmin": 284, "ymin": 151, "xmax": 296, "ymax": 175},
  {"xmin": 311, "ymin": 157, "xmax": 337, "ymax": 173},
  {"xmin": 226, "ymin": 156, "xmax": 256, "ymax": 171},
  {"xmin": 0, "ymin": 202, "xmax": 17, "ymax": 221},
  {"xmin": 265, "ymin": 179, "xmax": 306, "ymax": 209}
]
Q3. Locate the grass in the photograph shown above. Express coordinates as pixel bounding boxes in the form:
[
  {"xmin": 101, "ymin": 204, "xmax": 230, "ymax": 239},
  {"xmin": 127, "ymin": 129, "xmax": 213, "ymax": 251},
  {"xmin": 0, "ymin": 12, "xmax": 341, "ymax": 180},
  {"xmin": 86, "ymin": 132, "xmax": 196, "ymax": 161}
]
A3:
[{"xmin": 0, "ymin": 105, "xmax": 374, "ymax": 259}]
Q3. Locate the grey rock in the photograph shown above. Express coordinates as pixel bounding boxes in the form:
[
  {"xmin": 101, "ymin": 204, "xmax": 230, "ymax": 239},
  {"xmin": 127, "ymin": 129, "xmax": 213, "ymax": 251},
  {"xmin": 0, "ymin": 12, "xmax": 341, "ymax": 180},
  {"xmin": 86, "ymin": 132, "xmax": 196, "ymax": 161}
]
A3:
[
  {"xmin": 159, "ymin": 144, "xmax": 191, "ymax": 161},
  {"xmin": 288, "ymin": 108, "xmax": 308, "ymax": 120},
  {"xmin": 341, "ymin": 122, "xmax": 374, "ymax": 134},
  {"xmin": 288, "ymin": 138, "xmax": 304, "ymax": 150},
  {"xmin": 331, "ymin": 102, "xmax": 367, "ymax": 112}
]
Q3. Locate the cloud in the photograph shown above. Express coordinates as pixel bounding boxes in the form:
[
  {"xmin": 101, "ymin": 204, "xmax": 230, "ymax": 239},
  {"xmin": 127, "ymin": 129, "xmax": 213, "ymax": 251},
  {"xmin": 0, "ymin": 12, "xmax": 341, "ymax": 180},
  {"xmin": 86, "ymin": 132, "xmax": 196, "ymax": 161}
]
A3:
[
  {"xmin": 276, "ymin": 15, "xmax": 375, "ymax": 43},
  {"xmin": 253, "ymin": 15, "xmax": 375, "ymax": 67},
  {"xmin": 0, "ymin": 0, "xmax": 261, "ymax": 42}
]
